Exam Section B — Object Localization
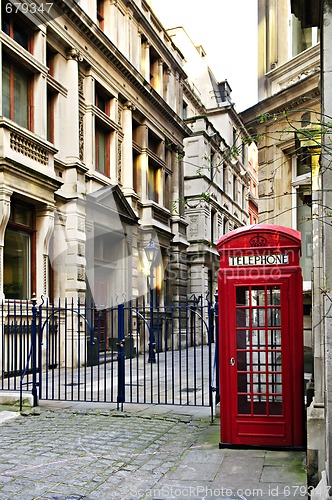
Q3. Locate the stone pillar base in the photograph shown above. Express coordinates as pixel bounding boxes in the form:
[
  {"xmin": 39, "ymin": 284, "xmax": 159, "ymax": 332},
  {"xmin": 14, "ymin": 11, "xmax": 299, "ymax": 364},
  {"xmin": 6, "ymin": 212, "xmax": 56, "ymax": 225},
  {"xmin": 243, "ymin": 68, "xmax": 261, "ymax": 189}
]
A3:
[{"xmin": 307, "ymin": 400, "xmax": 325, "ymax": 488}]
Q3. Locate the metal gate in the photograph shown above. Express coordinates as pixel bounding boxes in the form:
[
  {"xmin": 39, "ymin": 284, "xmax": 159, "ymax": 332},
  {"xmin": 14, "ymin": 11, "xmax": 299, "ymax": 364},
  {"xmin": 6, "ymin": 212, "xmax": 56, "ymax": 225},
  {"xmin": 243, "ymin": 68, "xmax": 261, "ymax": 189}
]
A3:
[{"xmin": 0, "ymin": 294, "xmax": 218, "ymax": 415}]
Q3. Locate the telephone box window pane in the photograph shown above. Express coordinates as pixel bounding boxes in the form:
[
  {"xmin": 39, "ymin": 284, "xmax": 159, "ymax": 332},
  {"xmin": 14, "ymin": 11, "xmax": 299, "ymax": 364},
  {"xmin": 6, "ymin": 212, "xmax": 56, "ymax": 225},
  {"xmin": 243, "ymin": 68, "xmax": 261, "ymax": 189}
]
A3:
[
  {"xmin": 251, "ymin": 288, "xmax": 265, "ymax": 306},
  {"xmin": 237, "ymin": 373, "xmax": 249, "ymax": 392},
  {"xmin": 267, "ymin": 287, "xmax": 281, "ymax": 305},
  {"xmin": 238, "ymin": 395, "xmax": 251, "ymax": 414},
  {"xmin": 268, "ymin": 352, "xmax": 282, "ymax": 375},
  {"xmin": 269, "ymin": 373, "xmax": 282, "ymax": 385},
  {"xmin": 236, "ymin": 308, "xmax": 249, "ymax": 327},
  {"xmin": 269, "ymin": 402, "xmax": 283, "ymax": 415},
  {"xmin": 252, "ymin": 351, "xmax": 266, "ymax": 372},
  {"xmin": 269, "ymin": 373, "xmax": 282, "ymax": 396},
  {"xmin": 252, "ymin": 308, "xmax": 265, "ymax": 327},
  {"xmin": 236, "ymin": 287, "xmax": 249, "ymax": 305},
  {"xmin": 268, "ymin": 330, "xmax": 281, "ymax": 348},
  {"xmin": 253, "ymin": 383, "xmax": 266, "ymax": 394},
  {"xmin": 252, "ymin": 330, "xmax": 266, "ymax": 348},
  {"xmin": 253, "ymin": 373, "xmax": 266, "ymax": 385},
  {"xmin": 252, "ymin": 351, "xmax": 266, "ymax": 371},
  {"xmin": 253, "ymin": 402, "xmax": 267, "ymax": 415},
  {"xmin": 236, "ymin": 330, "xmax": 250, "ymax": 349},
  {"xmin": 237, "ymin": 351, "xmax": 249, "ymax": 371},
  {"xmin": 268, "ymin": 308, "xmax": 281, "ymax": 326}
]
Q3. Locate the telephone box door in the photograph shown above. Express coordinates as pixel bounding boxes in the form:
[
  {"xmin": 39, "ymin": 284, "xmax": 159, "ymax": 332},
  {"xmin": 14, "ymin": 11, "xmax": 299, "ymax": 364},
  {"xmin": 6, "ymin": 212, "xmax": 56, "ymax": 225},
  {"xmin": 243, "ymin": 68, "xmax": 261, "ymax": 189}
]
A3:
[
  {"xmin": 227, "ymin": 277, "xmax": 292, "ymax": 447},
  {"xmin": 217, "ymin": 224, "xmax": 304, "ymax": 449}
]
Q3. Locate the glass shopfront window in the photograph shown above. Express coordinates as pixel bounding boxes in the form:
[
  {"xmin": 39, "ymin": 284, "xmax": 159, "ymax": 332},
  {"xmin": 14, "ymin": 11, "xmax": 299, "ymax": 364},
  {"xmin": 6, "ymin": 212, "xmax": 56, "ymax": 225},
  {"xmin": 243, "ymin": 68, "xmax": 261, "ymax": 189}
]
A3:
[
  {"xmin": 4, "ymin": 202, "xmax": 34, "ymax": 299},
  {"xmin": 4, "ymin": 230, "xmax": 30, "ymax": 299}
]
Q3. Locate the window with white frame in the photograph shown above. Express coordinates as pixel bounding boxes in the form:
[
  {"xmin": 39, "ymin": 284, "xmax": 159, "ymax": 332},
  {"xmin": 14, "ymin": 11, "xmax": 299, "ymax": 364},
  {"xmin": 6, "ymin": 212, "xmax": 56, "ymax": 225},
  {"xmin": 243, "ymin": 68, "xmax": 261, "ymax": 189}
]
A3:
[
  {"xmin": 290, "ymin": 1, "xmax": 319, "ymax": 58},
  {"xmin": 292, "ymin": 154, "xmax": 312, "ymax": 283}
]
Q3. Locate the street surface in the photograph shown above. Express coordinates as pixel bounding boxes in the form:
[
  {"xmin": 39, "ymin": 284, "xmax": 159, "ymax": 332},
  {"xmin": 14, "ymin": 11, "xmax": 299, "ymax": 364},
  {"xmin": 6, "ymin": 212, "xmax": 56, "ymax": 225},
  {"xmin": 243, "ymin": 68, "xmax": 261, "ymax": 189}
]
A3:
[{"xmin": 0, "ymin": 402, "xmax": 307, "ymax": 499}]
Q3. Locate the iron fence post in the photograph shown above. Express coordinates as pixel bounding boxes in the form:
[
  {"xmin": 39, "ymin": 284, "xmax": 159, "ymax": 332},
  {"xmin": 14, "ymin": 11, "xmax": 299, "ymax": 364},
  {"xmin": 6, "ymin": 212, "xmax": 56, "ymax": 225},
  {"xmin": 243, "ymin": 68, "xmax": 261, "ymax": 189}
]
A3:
[
  {"xmin": 31, "ymin": 294, "xmax": 38, "ymax": 407},
  {"xmin": 117, "ymin": 302, "xmax": 125, "ymax": 410},
  {"xmin": 148, "ymin": 265, "xmax": 156, "ymax": 363}
]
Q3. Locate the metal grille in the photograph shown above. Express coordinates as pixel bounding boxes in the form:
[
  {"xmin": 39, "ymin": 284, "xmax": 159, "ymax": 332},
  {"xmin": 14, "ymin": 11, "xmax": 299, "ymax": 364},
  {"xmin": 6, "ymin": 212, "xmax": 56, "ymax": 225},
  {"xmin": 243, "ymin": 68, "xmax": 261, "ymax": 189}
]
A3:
[{"xmin": 0, "ymin": 296, "xmax": 218, "ymax": 413}]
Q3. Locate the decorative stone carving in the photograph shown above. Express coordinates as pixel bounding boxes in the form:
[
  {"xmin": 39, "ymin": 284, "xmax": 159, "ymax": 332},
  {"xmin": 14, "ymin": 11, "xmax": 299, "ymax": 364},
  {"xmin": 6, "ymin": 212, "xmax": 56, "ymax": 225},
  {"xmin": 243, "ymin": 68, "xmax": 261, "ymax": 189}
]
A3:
[
  {"xmin": 43, "ymin": 254, "xmax": 48, "ymax": 296},
  {"xmin": 77, "ymin": 265, "xmax": 85, "ymax": 281},
  {"xmin": 189, "ymin": 216, "xmax": 198, "ymax": 238},
  {"xmin": 118, "ymin": 139, "xmax": 122, "ymax": 185},
  {"xmin": 78, "ymin": 72, "xmax": 85, "ymax": 98},
  {"xmin": 117, "ymin": 102, "xmax": 123, "ymax": 127},
  {"xmin": 10, "ymin": 132, "xmax": 48, "ymax": 165},
  {"xmin": 124, "ymin": 100, "xmax": 136, "ymax": 112},
  {"xmin": 67, "ymin": 48, "xmax": 83, "ymax": 62},
  {"xmin": 79, "ymin": 111, "xmax": 84, "ymax": 162}
]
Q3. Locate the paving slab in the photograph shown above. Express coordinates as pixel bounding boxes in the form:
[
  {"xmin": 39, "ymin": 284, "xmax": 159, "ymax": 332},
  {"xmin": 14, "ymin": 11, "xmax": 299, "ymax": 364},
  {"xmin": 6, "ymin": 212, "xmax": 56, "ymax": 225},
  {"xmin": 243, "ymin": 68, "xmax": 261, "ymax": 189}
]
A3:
[{"xmin": 0, "ymin": 402, "xmax": 307, "ymax": 499}]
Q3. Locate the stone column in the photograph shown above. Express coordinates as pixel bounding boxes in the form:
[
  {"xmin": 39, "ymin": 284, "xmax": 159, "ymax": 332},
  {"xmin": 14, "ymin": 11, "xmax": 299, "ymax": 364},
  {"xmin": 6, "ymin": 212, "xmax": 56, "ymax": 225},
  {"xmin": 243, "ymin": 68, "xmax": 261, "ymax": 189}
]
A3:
[
  {"xmin": 164, "ymin": 67, "xmax": 172, "ymax": 106},
  {"xmin": 139, "ymin": 124, "xmax": 149, "ymax": 200},
  {"xmin": 64, "ymin": 199, "xmax": 87, "ymax": 367},
  {"xmin": 142, "ymin": 41, "xmax": 150, "ymax": 82},
  {"xmin": 84, "ymin": 75, "xmax": 95, "ymax": 171},
  {"xmin": 0, "ymin": 188, "xmax": 11, "ymax": 377},
  {"xmin": 156, "ymin": 59, "xmax": 163, "ymax": 96},
  {"xmin": 49, "ymin": 209, "xmax": 67, "ymax": 300},
  {"xmin": 0, "ymin": 188, "xmax": 12, "ymax": 301},
  {"xmin": 66, "ymin": 48, "xmax": 83, "ymax": 164},
  {"xmin": 34, "ymin": 28, "xmax": 47, "ymax": 138},
  {"xmin": 35, "ymin": 205, "xmax": 56, "ymax": 299},
  {"xmin": 122, "ymin": 100, "xmax": 136, "ymax": 200}
]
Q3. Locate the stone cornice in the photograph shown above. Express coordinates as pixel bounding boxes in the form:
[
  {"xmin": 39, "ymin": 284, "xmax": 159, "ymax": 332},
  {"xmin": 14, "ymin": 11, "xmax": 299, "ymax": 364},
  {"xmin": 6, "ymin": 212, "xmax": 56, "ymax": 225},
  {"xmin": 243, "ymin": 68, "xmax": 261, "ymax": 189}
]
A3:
[
  {"xmin": 240, "ymin": 72, "xmax": 320, "ymax": 129},
  {"xmin": 50, "ymin": 0, "xmax": 191, "ymax": 136}
]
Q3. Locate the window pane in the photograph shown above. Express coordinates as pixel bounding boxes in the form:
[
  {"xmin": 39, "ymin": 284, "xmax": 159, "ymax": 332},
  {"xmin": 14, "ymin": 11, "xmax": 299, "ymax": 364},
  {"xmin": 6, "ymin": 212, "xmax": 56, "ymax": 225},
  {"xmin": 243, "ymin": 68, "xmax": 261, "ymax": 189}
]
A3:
[
  {"xmin": 251, "ymin": 288, "xmax": 265, "ymax": 306},
  {"xmin": 252, "ymin": 308, "xmax": 265, "ymax": 327},
  {"xmin": 268, "ymin": 308, "xmax": 281, "ymax": 326},
  {"xmin": 236, "ymin": 287, "xmax": 248, "ymax": 305},
  {"xmin": 236, "ymin": 308, "xmax": 249, "ymax": 327},
  {"xmin": 2, "ymin": 61, "xmax": 29, "ymax": 128},
  {"xmin": 236, "ymin": 330, "xmax": 249, "ymax": 349},
  {"xmin": 238, "ymin": 395, "xmax": 251, "ymax": 414},
  {"xmin": 252, "ymin": 329, "xmax": 265, "ymax": 348},
  {"xmin": 2, "ymin": 61, "xmax": 10, "ymax": 119},
  {"xmin": 297, "ymin": 192, "xmax": 312, "ymax": 281},
  {"xmin": 14, "ymin": 66, "xmax": 29, "ymax": 128},
  {"xmin": 96, "ymin": 127, "xmax": 106, "ymax": 173},
  {"xmin": 148, "ymin": 166, "xmax": 158, "ymax": 202},
  {"xmin": 14, "ymin": 26, "xmax": 29, "ymax": 50},
  {"xmin": 267, "ymin": 286, "xmax": 280, "ymax": 305},
  {"xmin": 297, "ymin": 154, "xmax": 311, "ymax": 176},
  {"xmin": 14, "ymin": 203, "xmax": 32, "ymax": 226},
  {"xmin": 268, "ymin": 329, "xmax": 281, "ymax": 348},
  {"xmin": 4, "ymin": 229, "xmax": 30, "ymax": 299}
]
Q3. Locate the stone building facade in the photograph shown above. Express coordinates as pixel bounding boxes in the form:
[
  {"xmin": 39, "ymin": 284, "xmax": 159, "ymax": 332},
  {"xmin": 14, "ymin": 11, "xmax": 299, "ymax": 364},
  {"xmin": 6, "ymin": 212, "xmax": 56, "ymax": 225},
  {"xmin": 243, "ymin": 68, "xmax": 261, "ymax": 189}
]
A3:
[
  {"xmin": 1, "ymin": 0, "xmax": 252, "ymax": 309},
  {"xmin": 1, "ymin": 0, "xmax": 192, "ymax": 306},
  {"xmin": 241, "ymin": 0, "xmax": 324, "ymax": 490}
]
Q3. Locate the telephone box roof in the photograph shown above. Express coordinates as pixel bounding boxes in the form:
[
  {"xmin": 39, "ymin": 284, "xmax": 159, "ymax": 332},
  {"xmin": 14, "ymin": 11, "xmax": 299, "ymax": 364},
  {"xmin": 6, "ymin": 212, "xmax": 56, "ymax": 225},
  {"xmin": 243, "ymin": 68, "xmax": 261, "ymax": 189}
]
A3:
[{"xmin": 217, "ymin": 224, "xmax": 301, "ymax": 253}]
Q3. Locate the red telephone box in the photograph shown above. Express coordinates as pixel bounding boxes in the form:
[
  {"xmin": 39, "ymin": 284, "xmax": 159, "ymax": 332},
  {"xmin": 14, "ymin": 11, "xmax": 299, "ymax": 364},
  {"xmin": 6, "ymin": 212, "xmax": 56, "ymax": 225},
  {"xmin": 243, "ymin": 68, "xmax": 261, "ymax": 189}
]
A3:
[{"xmin": 217, "ymin": 224, "xmax": 304, "ymax": 448}]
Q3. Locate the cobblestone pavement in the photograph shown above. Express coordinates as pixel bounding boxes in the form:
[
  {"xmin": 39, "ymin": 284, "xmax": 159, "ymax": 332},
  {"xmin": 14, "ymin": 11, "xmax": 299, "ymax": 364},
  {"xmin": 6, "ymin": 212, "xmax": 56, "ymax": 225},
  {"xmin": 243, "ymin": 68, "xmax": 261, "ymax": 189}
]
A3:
[{"xmin": 0, "ymin": 402, "xmax": 307, "ymax": 500}]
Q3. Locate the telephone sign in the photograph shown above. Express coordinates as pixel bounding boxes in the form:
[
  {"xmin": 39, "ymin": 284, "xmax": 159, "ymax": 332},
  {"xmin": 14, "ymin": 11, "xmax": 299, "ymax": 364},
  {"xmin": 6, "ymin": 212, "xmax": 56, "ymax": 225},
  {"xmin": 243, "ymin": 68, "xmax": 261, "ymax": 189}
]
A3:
[{"xmin": 217, "ymin": 224, "xmax": 304, "ymax": 448}]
